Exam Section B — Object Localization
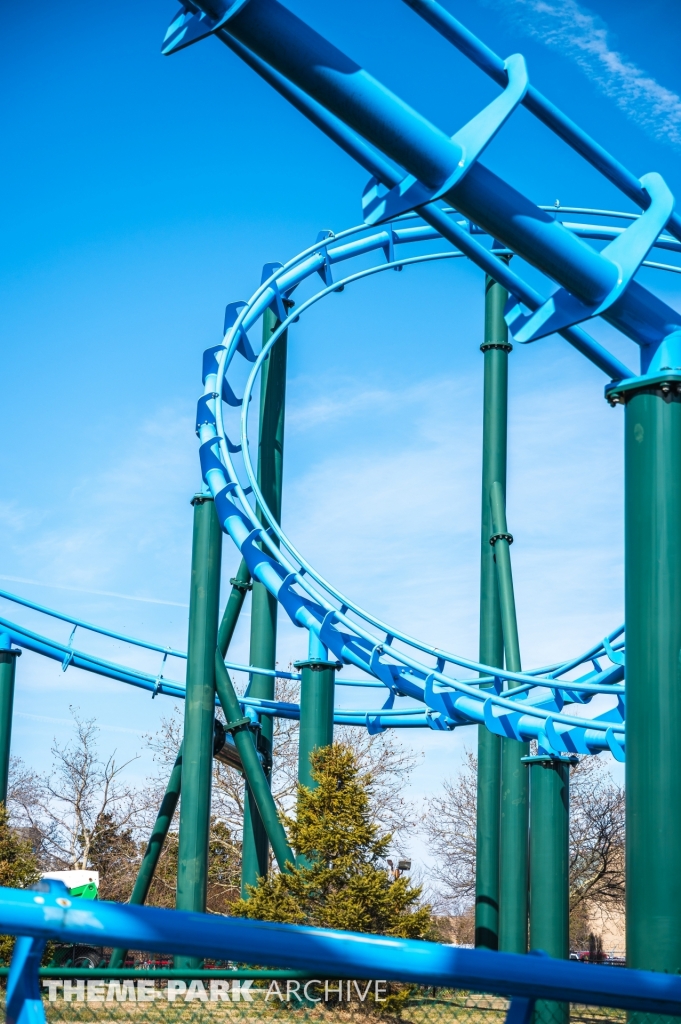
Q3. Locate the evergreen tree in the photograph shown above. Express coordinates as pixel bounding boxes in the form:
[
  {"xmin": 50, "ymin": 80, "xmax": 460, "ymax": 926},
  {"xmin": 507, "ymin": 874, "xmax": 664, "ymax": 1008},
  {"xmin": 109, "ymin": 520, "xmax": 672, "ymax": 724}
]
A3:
[
  {"xmin": 0, "ymin": 804, "xmax": 40, "ymax": 963},
  {"xmin": 234, "ymin": 744, "xmax": 431, "ymax": 938}
]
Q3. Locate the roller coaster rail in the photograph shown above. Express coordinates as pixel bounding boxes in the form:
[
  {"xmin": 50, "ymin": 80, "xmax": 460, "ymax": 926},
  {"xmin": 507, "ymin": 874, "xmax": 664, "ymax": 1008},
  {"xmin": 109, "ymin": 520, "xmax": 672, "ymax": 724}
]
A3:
[
  {"xmin": 5, "ymin": 1, "xmax": 673, "ymax": 761},
  {"xmin": 0, "ymin": 557, "xmax": 628, "ymax": 736},
  {"xmin": 162, "ymin": 0, "xmax": 681, "ymax": 975},
  {"xmin": 4, "ymin": 0, "xmax": 681, "ymax": 1001},
  {"xmin": 194, "ymin": 204, "xmax": 681, "ymax": 758}
]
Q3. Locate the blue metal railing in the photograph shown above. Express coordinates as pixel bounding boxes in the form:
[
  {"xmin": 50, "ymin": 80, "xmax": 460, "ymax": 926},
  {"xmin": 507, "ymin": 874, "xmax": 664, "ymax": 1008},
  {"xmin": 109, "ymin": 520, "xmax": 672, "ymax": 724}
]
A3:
[{"xmin": 3, "ymin": 881, "xmax": 681, "ymax": 1024}]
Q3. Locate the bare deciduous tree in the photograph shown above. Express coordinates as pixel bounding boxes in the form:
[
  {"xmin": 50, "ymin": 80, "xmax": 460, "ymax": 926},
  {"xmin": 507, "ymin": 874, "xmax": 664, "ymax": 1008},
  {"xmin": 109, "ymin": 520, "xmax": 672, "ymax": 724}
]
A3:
[
  {"xmin": 146, "ymin": 673, "xmax": 422, "ymax": 873},
  {"xmin": 421, "ymin": 751, "xmax": 478, "ymax": 916},
  {"xmin": 422, "ymin": 751, "xmax": 625, "ymax": 944},
  {"xmin": 6, "ymin": 675, "xmax": 421, "ymax": 914},
  {"xmin": 7, "ymin": 756, "xmax": 50, "ymax": 862},
  {"xmin": 9, "ymin": 709, "xmax": 149, "ymax": 901},
  {"xmin": 568, "ymin": 756, "xmax": 625, "ymax": 947}
]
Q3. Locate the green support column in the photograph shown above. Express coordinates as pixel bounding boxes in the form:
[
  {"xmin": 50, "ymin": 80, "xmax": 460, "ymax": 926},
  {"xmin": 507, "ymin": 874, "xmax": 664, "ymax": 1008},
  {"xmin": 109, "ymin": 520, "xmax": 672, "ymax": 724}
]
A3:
[
  {"xmin": 0, "ymin": 634, "xmax": 19, "ymax": 805},
  {"xmin": 490, "ymin": 482, "xmax": 529, "ymax": 954},
  {"xmin": 475, "ymin": 273, "xmax": 511, "ymax": 950},
  {"xmin": 218, "ymin": 559, "xmax": 252, "ymax": 658},
  {"xmin": 109, "ymin": 745, "xmax": 184, "ymax": 969},
  {"xmin": 295, "ymin": 635, "xmax": 337, "ymax": 792},
  {"xmin": 214, "ymin": 654, "xmax": 295, "ymax": 873},
  {"xmin": 625, "ymin": 384, "xmax": 681, "ymax": 976},
  {"xmin": 176, "ymin": 494, "xmax": 222, "ymax": 969},
  {"xmin": 528, "ymin": 755, "xmax": 573, "ymax": 1024},
  {"xmin": 242, "ymin": 301, "xmax": 289, "ymax": 895}
]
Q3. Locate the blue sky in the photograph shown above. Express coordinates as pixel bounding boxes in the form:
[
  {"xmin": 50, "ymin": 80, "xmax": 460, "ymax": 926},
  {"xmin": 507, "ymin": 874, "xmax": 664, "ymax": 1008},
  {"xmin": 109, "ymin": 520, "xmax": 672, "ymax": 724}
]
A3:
[{"xmin": 2, "ymin": 0, "xmax": 680, "ymax": 864}]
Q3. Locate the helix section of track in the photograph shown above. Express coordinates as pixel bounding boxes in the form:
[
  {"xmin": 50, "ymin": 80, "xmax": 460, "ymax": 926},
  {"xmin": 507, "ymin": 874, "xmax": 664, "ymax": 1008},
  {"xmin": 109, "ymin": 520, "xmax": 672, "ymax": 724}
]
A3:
[
  {"xmin": 195, "ymin": 207, "xmax": 681, "ymax": 760},
  {"xmin": 5, "ymin": 223, "xmax": 679, "ymax": 756}
]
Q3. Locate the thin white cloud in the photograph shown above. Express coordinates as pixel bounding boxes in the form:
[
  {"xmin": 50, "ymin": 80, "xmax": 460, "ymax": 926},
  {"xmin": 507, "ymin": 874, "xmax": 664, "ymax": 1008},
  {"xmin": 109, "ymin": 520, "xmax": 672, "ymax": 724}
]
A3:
[
  {"xmin": 16, "ymin": 711, "xmax": 146, "ymax": 737},
  {"xmin": 483, "ymin": 0, "xmax": 681, "ymax": 149},
  {"xmin": 0, "ymin": 501, "xmax": 39, "ymax": 534},
  {"xmin": 0, "ymin": 575, "xmax": 187, "ymax": 608},
  {"xmin": 282, "ymin": 370, "xmax": 623, "ymax": 671},
  {"xmin": 286, "ymin": 385, "xmax": 396, "ymax": 432},
  {"xmin": 5, "ymin": 405, "xmax": 197, "ymax": 603}
]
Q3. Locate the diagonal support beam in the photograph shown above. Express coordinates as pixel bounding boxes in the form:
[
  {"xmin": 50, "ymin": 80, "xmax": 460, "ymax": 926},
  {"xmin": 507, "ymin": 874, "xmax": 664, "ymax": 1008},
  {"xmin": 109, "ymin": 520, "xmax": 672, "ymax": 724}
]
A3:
[{"xmin": 490, "ymin": 481, "xmax": 529, "ymax": 955}]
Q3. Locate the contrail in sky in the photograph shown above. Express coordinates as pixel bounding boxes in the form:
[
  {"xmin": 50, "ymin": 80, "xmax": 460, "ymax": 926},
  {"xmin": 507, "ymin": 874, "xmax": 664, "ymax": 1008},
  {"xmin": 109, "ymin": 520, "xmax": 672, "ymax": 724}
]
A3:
[
  {"xmin": 479, "ymin": 0, "xmax": 681, "ymax": 149},
  {"xmin": 0, "ymin": 575, "xmax": 188, "ymax": 608}
]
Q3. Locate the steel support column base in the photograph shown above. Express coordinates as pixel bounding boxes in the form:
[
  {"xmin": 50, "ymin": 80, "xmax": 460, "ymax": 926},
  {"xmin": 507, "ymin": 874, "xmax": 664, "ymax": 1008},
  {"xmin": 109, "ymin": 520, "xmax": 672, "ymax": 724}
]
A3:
[{"xmin": 528, "ymin": 757, "xmax": 571, "ymax": 1024}]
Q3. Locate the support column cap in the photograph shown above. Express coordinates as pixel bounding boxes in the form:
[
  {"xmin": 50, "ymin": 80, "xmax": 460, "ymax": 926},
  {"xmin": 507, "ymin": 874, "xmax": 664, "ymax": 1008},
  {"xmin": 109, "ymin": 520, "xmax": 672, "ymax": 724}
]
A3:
[
  {"xmin": 522, "ymin": 754, "xmax": 578, "ymax": 765},
  {"xmin": 293, "ymin": 659, "xmax": 342, "ymax": 671},
  {"xmin": 605, "ymin": 372, "xmax": 681, "ymax": 405},
  {"xmin": 0, "ymin": 633, "xmax": 21, "ymax": 657}
]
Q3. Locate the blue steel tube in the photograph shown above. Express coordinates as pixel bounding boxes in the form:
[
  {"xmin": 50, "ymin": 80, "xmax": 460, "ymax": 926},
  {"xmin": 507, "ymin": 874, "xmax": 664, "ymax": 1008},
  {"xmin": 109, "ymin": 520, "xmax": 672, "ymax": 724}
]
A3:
[
  {"xmin": 211, "ymin": 28, "xmax": 633, "ymax": 382},
  {"xmin": 201, "ymin": 0, "xmax": 681, "ymax": 345},
  {"xmin": 400, "ymin": 0, "xmax": 681, "ymax": 245},
  {"xmin": 9, "ymin": 882, "xmax": 681, "ymax": 1015},
  {"xmin": 197, "ymin": 0, "xmax": 606, "ymax": 298}
]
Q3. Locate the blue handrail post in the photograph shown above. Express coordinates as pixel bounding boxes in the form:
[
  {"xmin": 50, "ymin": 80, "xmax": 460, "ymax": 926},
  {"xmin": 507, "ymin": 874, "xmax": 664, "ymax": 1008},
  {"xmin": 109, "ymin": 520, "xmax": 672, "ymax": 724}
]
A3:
[
  {"xmin": 0, "ymin": 634, "xmax": 19, "ymax": 805},
  {"xmin": 6, "ymin": 934, "xmax": 45, "ymax": 1024},
  {"xmin": 474, "ymin": 274, "xmax": 508, "ymax": 950},
  {"xmin": 175, "ymin": 495, "xmax": 222, "ymax": 969},
  {"xmin": 242, "ymin": 299, "xmax": 289, "ymax": 896}
]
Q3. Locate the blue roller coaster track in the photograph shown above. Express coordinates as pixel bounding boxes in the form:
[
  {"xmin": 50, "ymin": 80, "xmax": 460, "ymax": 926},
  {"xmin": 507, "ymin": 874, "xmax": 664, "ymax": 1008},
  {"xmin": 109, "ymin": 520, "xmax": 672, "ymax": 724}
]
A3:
[
  {"xmin": 5, "ymin": 1, "xmax": 681, "ymax": 1012},
  {"xmin": 7, "ymin": 195, "xmax": 681, "ymax": 754},
  {"xmin": 5, "ymin": 0, "xmax": 681, "ymax": 767}
]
